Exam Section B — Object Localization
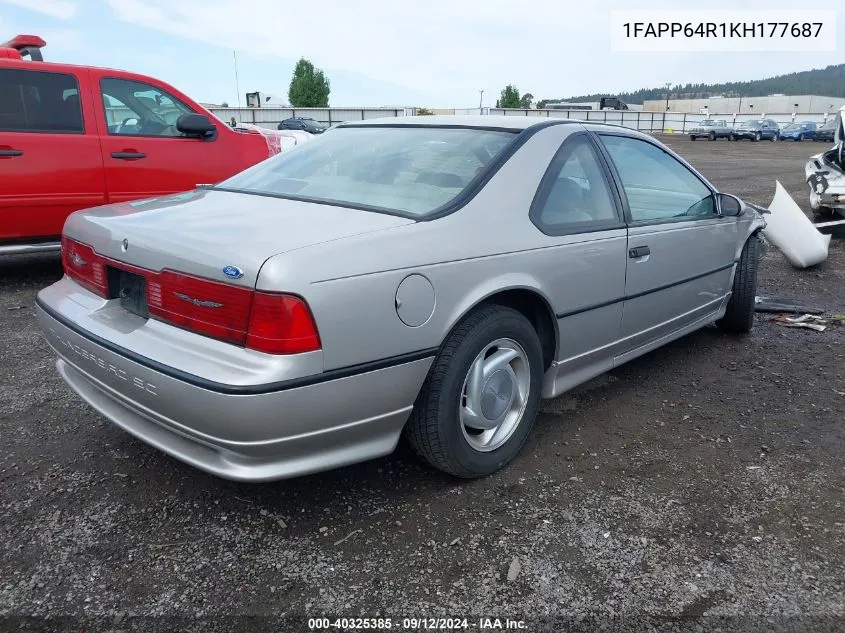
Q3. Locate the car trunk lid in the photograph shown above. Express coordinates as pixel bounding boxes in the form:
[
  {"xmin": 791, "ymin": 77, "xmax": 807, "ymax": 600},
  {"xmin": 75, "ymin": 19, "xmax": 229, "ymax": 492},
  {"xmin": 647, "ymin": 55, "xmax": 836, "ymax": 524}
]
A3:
[{"xmin": 63, "ymin": 188, "xmax": 415, "ymax": 288}]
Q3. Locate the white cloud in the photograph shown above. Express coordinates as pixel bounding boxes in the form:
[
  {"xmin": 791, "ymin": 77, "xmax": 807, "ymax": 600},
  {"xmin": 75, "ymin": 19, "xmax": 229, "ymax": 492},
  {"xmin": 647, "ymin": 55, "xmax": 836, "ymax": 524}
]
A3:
[{"xmin": 0, "ymin": 0, "xmax": 78, "ymax": 20}]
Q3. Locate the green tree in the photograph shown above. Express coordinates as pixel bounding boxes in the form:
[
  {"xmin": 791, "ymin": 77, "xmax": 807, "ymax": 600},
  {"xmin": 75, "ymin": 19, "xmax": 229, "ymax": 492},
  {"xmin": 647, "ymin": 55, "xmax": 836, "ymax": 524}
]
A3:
[
  {"xmin": 519, "ymin": 93, "xmax": 534, "ymax": 109},
  {"xmin": 288, "ymin": 58, "xmax": 331, "ymax": 107},
  {"xmin": 416, "ymin": 107, "xmax": 434, "ymax": 115},
  {"xmin": 536, "ymin": 99, "xmax": 549, "ymax": 109},
  {"xmin": 497, "ymin": 84, "xmax": 521, "ymax": 109}
]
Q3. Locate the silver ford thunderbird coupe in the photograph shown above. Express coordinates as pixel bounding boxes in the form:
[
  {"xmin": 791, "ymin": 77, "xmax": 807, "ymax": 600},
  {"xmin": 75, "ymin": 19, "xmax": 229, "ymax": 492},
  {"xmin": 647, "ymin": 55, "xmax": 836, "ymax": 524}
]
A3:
[{"xmin": 36, "ymin": 116, "xmax": 765, "ymax": 482}]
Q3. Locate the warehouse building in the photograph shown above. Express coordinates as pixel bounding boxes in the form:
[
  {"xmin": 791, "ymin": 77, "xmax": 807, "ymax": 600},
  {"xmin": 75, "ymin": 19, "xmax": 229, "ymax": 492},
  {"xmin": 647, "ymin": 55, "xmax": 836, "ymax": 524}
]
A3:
[{"xmin": 643, "ymin": 95, "xmax": 845, "ymax": 115}]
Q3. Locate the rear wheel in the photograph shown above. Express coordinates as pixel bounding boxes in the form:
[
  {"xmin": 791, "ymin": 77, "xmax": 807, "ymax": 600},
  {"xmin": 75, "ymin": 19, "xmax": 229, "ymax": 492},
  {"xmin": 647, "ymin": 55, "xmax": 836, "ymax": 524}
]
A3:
[
  {"xmin": 405, "ymin": 305, "xmax": 543, "ymax": 478},
  {"xmin": 690, "ymin": 135, "xmax": 696, "ymax": 141},
  {"xmin": 797, "ymin": 133, "xmax": 804, "ymax": 141},
  {"xmin": 729, "ymin": 133, "xmax": 736, "ymax": 141},
  {"xmin": 754, "ymin": 132, "xmax": 762, "ymax": 142},
  {"xmin": 717, "ymin": 235, "xmax": 761, "ymax": 334}
]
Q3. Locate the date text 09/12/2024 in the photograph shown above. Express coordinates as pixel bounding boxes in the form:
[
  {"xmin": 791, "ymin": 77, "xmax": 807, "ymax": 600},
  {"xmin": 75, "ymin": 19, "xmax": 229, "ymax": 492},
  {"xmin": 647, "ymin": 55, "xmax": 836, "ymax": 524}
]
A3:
[{"xmin": 307, "ymin": 618, "xmax": 527, "ymax": 630}]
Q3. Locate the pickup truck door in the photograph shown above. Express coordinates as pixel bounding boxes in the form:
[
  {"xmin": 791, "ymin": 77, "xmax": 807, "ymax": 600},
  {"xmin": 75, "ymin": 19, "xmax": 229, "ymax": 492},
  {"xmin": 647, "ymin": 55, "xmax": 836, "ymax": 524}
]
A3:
[
  {"xmin": 0, "ymin": 66, "xmax": 105, "ymax": 243},
  {"xmin": 92, "ymin": 73, "xmax": 245, "ymax": 203}
]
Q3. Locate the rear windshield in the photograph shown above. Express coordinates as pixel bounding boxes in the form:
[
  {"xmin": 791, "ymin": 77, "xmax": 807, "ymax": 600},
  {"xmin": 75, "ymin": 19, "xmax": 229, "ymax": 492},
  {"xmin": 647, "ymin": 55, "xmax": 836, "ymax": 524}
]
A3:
[{"xmin": 217, "ymin": 126, "xmax": 517, "ymax": 216}]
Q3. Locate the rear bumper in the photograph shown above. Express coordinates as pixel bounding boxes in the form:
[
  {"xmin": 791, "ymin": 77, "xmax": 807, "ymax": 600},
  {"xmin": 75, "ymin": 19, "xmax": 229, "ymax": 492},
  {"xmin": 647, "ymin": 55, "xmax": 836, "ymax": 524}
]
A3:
[{"xmin": 36, "ymin": 300, "xmax": 434, "ymax": 482}]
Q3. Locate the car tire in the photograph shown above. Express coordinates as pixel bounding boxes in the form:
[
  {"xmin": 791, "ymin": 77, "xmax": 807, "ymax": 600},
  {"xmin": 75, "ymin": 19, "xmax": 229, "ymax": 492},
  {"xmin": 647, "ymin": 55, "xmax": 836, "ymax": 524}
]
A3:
[
  {"xmin": 797, "ymin": 134, "xmax": 804, "ymax": 141},
  {"xmin": 754, "ymin": 132, "xmax": 762, "ymax": 141},
  {"xmin": 405, "ymin": 305, "xmax": 544, "ymax": 478},
  {"xmin": 709, "ymin": 131, "xmax": 716, "ymax": 141},
  {"xmin": 690, "ymin": 135, "xmax": 696, "ymax": 141},
  {"xmin": 729, "ymin": 133, "xmax": 735, "ymax": 141},
  {"xmin": 717, "ymin": 234, "xmax": 761, "ymax": 334}
]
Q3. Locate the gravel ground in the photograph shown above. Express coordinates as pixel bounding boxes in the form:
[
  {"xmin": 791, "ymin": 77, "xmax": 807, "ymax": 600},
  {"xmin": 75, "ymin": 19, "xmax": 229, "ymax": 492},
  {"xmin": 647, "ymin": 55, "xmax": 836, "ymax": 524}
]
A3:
[{"xmin": 1, "ymin": 137, "xmax": 843, "ymax": 633}]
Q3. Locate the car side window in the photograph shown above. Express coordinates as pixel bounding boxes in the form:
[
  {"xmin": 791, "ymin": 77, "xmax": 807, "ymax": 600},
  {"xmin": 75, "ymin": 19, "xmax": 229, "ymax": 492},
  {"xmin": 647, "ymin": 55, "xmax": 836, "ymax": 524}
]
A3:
[
  {"xmin": 100, "ymin": 78, "xmax": 193, "ymax": 137},
  {"xmin": 0, "ymin": 68, "xmax": 83, "ymax": 133},
  {"xmin": 600, "ymin": 135, "xmax": 715, "ymax": 222},
  {"xmin": 530, "ymin": 135, "xmax": 620, "ymax": 234}
]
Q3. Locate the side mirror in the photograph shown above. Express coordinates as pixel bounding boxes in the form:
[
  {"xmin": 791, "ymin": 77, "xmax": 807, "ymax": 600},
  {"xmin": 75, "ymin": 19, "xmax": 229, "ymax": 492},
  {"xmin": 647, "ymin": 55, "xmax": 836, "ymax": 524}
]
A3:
[
  {"xmin": 176, "ymin": 113, "xmax": 216, "ymax": 139},
  {"xmin": 716, "ymin": 193, "xmax": 744, "ymax": 217}
]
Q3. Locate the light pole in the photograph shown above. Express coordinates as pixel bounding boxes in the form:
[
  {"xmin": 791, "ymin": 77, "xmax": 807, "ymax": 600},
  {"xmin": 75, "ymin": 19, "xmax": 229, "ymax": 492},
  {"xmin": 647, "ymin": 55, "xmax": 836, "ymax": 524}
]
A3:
[
  {"xmin": 233, "ymin": 50, "xmax": 241, "ymax": 108},
  {"xmin": 479, "ymin": 90, "xmax": 484, "ymax": 109},
  {"xmin": 664, "ymin": 82, "xmax": 672, "ymax": 111}
]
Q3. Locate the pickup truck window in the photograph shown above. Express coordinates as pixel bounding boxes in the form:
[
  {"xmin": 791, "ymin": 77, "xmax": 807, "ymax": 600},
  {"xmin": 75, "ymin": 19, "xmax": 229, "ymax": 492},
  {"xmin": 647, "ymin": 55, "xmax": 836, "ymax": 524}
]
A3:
[
  {"xmin": 100, "ymin": 77, "xmax": 193, "ymax": 137},
  {"xmin": 0, "ymin": 68, "xmax": 83, "ymax": 133}
]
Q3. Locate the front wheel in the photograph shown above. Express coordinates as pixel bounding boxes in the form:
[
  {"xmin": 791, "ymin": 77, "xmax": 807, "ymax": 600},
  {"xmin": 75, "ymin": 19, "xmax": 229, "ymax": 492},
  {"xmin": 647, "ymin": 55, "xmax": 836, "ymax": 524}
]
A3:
[
  {"xmin": 797, "ymin": 134, "xmax": 804, "ymax": 141},
  {"xmin": 405, "ymin": 305, "xmax": 543, "ymax": 478},
  {"xmin": 717, "ymin": 235, "xmax": 761, "ymax": 334},
  {"xmin": 754, "ymin": 132, "xmax": 762, "ymax": 142},
  {"xmin": 690, "ymin": 135, "xmax": 697, "ymax": 141},
  {"xmin": 729, "ymin": 133, "xmax": 736, "ymax": 142},
  {"xmin": 709, "ymin": 131, "xmax": 716, "ymax": 141}
]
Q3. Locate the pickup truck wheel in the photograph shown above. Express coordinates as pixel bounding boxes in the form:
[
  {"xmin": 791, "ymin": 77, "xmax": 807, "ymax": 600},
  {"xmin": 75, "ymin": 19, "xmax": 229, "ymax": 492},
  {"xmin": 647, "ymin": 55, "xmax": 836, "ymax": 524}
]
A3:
[
  {"xmin": 754, "ymin": 132, "xmax": 762, "ymax": 142},
  {"xmin": 709, "ymin": 131, "xmax": 716, "ymax": 141},
  {"xmin": 717, "ymin": 235, "xmax": 761, "ymax": 334},
  {"xmin": 729, "ymin": 133, "xmax": 736, "ymax": 141},
  {"xmin": 405, "ymin": 305, "xmax": 543, "ymax": 478}
]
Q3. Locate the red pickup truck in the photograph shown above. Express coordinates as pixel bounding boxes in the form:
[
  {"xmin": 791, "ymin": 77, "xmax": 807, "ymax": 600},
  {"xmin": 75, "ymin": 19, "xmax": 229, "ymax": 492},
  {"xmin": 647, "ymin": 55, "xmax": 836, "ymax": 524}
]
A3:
[{"xmin": 0, "ymin": 35, "xmax": 284, "ymax": 255}]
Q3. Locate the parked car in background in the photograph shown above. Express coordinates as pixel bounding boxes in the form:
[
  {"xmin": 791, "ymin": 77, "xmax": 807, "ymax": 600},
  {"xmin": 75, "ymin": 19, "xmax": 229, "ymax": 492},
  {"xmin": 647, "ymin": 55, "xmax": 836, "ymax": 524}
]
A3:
[
  {"xmin": 278, "ymin": 117, "xmax": 326, "ymax": 134},
  {"xmin": 689, "ymin": 119, "xmax": 732, "ymax": 141},
  {"xmin": 36, "ymin": 116, "xmax": 765, "ymax": 482},
  {"xmin": 814, "ymin": 119, "xmax": 837, "ymax": 143},
  {"xmin": 221, "ymin": 120, "xmax": 314, "ymax": 151},
  {"xmin": 730, "ymin": 119, "xmax": 779, "ymax": 142},
  {"xmin": 0, "ymin": 34, "xmax": 284, "ymax": 256},
  {"xmin": 777, "ymin": 121, "xmax": 817, "ymax": 142}
]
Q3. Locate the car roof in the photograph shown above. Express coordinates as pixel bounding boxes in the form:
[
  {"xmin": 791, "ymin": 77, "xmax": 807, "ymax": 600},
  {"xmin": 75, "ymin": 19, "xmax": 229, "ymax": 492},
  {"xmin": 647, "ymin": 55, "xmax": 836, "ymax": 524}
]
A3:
[
  {"xmin": 336, "ymin": 115, "xmax": 663, "ymax": 143},
  {"xmin": 340, "ymin": 115, "xmax": 571, "ymax": 131}
]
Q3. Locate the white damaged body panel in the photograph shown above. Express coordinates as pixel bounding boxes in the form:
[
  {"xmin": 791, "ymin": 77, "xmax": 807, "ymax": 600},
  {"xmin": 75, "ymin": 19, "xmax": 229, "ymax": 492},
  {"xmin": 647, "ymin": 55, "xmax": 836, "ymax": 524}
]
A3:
[
  {"xmin": 765, "ymin": 181, "xmax": 831, "ymax": 268},
  {"xmin": 806, "ymin": 106, "xmax": 845, "ymax": 219}
]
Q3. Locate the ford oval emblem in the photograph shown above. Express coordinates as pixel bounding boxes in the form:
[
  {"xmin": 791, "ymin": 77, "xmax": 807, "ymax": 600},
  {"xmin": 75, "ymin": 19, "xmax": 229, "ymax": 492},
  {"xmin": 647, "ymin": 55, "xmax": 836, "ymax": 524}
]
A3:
[{"xmin": 222, "ymin": 265, "xmax": 244, "ymax": 280}]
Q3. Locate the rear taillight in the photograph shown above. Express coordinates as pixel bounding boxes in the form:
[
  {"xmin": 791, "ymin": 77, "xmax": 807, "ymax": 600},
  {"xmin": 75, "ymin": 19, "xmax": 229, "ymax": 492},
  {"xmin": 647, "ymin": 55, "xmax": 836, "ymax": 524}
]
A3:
[
  {"xmin": 60, "ymin": 237, "xmax": 321, "ymax": 355},
  {"xmin": 147, "ymin": 271, "xmax": 254, "ymax": 346},
  {"xmin": 61, "ymin": 236, "xmax": 107, "ymax": 297},
  {"xmin": 246, "ymin": 292, "xmax": 321, "ymax": 354}
]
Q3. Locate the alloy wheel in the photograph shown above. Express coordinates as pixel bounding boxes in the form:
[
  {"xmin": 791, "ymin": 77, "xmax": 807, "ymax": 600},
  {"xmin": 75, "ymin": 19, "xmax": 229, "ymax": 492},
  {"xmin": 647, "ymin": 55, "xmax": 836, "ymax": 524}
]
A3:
[{"xmin": 459, "ymin": 338, "xmax": 531, "ymax": 453}]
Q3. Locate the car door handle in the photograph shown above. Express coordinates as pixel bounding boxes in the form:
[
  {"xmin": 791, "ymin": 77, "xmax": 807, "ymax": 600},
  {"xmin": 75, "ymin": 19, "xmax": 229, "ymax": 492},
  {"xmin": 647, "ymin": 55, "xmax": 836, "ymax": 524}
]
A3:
[
  {"xmin": 629, "ymin": 246, "xmax": 650, "ymax": 258},
  {"xmin": 0, "ymin": 149, "xmax": 23, "ymax": 157},
  {"xmin": 111, "ymin": 151, "xmax": 146, "ymax": 160}
]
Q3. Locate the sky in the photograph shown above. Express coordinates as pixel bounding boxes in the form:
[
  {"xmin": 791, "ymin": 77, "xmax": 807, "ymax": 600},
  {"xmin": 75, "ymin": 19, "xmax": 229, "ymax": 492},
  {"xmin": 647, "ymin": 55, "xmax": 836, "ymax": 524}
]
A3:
[{"xmin": 0, "ymin": 0, "xmax": 842, "ymax": 108}]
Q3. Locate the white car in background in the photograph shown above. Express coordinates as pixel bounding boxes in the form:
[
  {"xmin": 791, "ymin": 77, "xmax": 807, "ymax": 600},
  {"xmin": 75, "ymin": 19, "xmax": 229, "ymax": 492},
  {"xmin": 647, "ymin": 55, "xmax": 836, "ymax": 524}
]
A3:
[{"xmin": 806, "ymin": 106, "xmax": 845, "ymax": 226}]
